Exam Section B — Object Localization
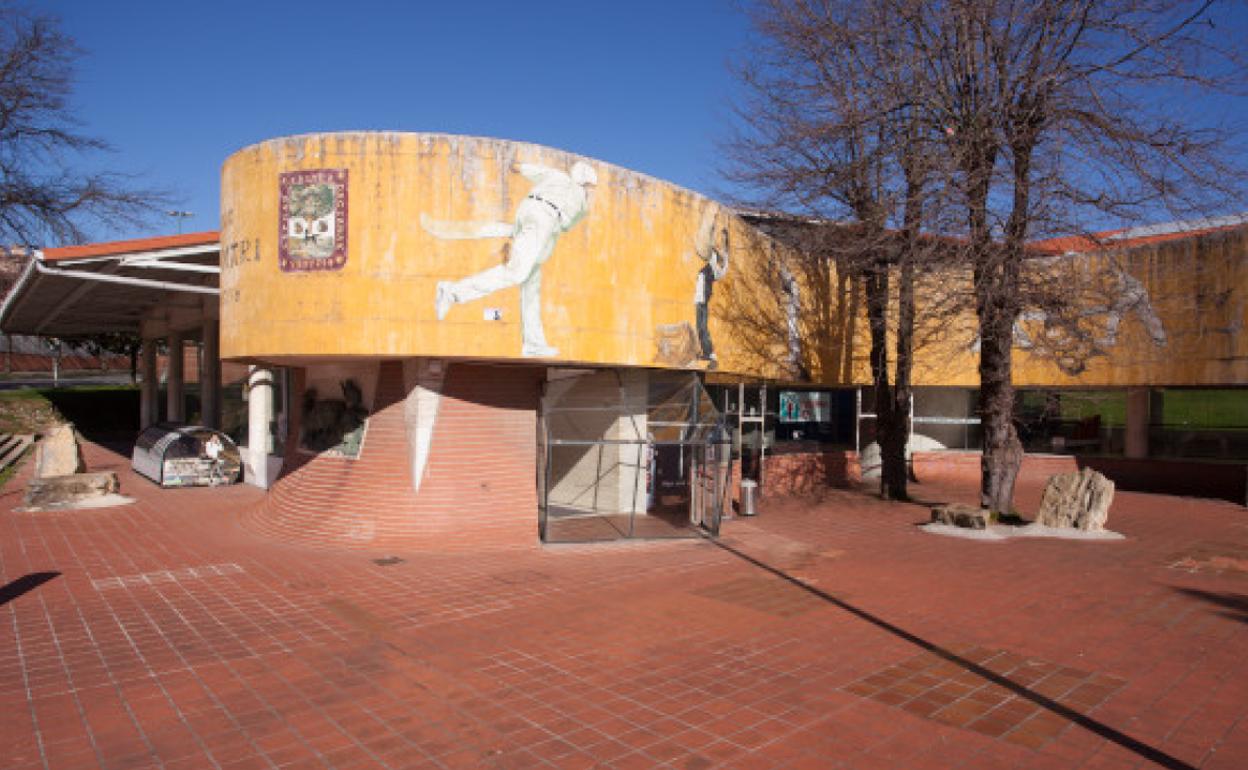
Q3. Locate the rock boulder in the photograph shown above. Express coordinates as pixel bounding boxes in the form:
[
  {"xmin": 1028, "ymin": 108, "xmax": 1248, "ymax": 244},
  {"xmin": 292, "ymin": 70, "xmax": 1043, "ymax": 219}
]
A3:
[
  {"xmin": 1036, "ymin": 468, "xmax": 1115, "ymax": 531},
  {"xmin": 931, "ymin": 503, "xmax": 991, "ymax": 530},
  {"xmin": 23, "ymin": 471, "xmax": 120, "ymax": 510},
  {"xmin": 34, "ymin": 423, "xmax": 84, "ymax": 478}
]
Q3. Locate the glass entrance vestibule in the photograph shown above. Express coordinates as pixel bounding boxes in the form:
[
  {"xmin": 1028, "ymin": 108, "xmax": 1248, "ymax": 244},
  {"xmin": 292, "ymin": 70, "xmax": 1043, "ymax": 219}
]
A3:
[{"xmin": 538, "ymin": 368, "xmax": 731, "ymax": 544}]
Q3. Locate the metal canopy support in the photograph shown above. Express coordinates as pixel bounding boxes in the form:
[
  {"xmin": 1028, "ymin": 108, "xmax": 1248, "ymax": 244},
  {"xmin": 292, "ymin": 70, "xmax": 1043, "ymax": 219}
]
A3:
[
  {"xmin": 122, "ymin": 259, "xmax": 220, "ymax": 275},
  {"xmin": 60, "ymin": 242, "xmax": 218, "ymax": 267},
  {"xmin": 0, "ymin": 258, "xmax": 40, "ymax": 332},
  {"xmin": 34, "ymin": 261, "xmax": 219, "ymax": 295},
  {"xmin": 34, "ymin": 263, "xmax": 121, "ymax": 334}
]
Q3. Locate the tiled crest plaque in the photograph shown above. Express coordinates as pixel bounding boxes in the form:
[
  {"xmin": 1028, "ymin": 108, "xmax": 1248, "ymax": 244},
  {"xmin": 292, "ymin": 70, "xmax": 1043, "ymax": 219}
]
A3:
[{"xmin": 279, "ymin": 168, "xmax": 348, "ymax": 271}]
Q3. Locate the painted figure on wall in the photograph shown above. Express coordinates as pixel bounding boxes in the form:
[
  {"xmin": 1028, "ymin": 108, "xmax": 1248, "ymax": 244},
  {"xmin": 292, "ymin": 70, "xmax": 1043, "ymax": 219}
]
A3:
[
  {"xmin": 969, "ymin": 257, "xmax": 1168, "ymax": 375},
  {"xmin": 1011, "ymin": 262, "xmax": 1167, "ymax": 375},
  {"xmin": 779, "ymin": 262, "xmax": 806, "ymax": 379},
  {"xmin": 692, "ymin": 208, "xmax": 730, "ymax": 368},
  {"xmin": 422, "ymin": 161, "xmax": 598, "ymax": 358},
  {"xmin": 1095, "ymin": 267, "xmax": 1167, "ymax": 349}
]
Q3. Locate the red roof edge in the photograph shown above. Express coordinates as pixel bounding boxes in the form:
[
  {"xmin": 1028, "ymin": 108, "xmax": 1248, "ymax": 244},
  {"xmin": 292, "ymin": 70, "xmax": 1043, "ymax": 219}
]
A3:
[
  {"xmin": 1029, "ymin": 222, "xmax": 1246, "ymax": 255},
  {"xmin": 42, "ymin": 231, "xmax": 220, "ymax": 261}
]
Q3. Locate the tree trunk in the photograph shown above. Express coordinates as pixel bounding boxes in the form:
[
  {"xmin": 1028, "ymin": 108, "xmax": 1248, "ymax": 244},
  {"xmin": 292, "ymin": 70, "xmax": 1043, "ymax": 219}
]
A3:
[
  {"xmin": 961, "ymin": 129, "xmax": 1022, "ymax": 512},
  {"xmin": 975, "ymin": 248, "xmax": 1023, "ymax": 513},
  {"xmin": 880, "ymin": 390, "xmax": 910, "ymax": 498},
  {"xmin": 978, "ymin": 120, "xmax": 1038, "ymax": 513},
  {"xmin": 883, "ymin": 255, "xmax": 916, "ymax": 499},
  {"xmin": 884, "ymin": 161, "xmax": 923, "ymax": 498},
  {"xmin": 978, "ymin": 309, "xmax": 1022, "ymax": 512},
  {"xmin": 864, "ymin": 261, "xmax": 902, "ymax": 498}
]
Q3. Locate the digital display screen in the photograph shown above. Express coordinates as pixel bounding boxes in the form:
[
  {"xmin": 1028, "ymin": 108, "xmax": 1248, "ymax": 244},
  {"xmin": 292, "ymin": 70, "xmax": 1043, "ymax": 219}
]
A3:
[{"xmin": 779, "ymin": 391, "xmax": 831, "ymax": 423}]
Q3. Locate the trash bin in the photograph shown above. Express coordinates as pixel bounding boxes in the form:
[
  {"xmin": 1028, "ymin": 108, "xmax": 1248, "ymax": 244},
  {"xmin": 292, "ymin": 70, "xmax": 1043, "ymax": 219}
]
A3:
[{"xmin": 740, "ymin": 479, "xmax": 758, "ymax": 516}]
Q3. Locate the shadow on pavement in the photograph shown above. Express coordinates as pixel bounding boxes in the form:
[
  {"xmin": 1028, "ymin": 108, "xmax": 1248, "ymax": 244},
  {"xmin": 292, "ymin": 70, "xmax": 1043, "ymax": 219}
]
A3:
[
  {"xmin": 1173, "ymin": 587, "xmax": 1248, "ymax": 625},
  {"xmin": 0, "ymin": 572, "xmax": 60, "ymax": 607},
  {"xmin": 708, "ymin": 535, "xmax": 1197, "ymax": 770}
]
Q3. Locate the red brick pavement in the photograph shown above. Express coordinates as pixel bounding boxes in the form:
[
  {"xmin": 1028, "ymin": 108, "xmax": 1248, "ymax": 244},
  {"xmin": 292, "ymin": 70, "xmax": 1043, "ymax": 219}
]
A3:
[{"xmin": 2, "ymin": 440, "xmax": 1246, "ymax": 769}]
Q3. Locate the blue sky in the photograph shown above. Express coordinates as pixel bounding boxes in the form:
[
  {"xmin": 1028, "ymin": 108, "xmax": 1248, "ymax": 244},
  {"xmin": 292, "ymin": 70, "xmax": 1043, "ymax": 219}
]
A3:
[
  {"xmin": 36, "ymin": 1, "xmax": 1248, "ymax": 244},
  {"xmin": 42, "ymin": 0, "xmax": 751, "ymax": 242}
]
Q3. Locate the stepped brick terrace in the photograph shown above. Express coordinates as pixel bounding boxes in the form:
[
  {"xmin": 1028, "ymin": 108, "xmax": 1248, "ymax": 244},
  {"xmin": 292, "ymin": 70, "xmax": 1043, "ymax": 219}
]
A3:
[{"xmin": 2, "ymin": 441, "xmax": 1246, "ymax": 769}]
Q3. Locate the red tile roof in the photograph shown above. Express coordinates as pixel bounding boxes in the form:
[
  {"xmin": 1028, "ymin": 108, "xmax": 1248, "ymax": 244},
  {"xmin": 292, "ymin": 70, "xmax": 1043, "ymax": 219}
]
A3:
[
  {"xmin": 1028, "ymin": 232, "xmax": 1122, "ymax": 255},
  {"xmin": 1029, "ymin": 221, "xmax": 1245, "ymax": 255},
  {"xmin": 42, "ymin": 231, "xmax": 220, "ymax": 261}
]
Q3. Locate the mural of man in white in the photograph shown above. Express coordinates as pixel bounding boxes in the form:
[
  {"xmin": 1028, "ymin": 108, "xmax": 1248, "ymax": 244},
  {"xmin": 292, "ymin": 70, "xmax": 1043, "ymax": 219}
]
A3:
[{"xmin": 422, "ymin": 160, "xmax": 598, "ymax": 357}]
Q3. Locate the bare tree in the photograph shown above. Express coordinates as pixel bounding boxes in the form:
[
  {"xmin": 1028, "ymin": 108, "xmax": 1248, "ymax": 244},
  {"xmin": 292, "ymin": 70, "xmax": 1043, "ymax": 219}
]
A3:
[
  {"xmin": 725, "ymin": 0, "xmax": 960, "ymax": 500},
  {"xmin": 729, "ymin": 0, "xmax": 1244, "ymax": 511},
  {"xmin": 911, "ymin": 0, "xmax": 1244, "ymax": 512},
  {"xmin": 0, "ymin": 4, "xmax": 166, "ymax": 247}
]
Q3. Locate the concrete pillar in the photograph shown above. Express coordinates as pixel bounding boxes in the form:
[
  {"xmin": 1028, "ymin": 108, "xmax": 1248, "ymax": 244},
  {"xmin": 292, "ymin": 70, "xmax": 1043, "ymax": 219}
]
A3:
[
  {"xmin": 166, "ymin": 331, "xmax": 184, "ymax": 423},
  {"xmin": 247, "ymin": 366, "xmax": 274, "ymax": 488},
  {"xmin": 1125, "ymin": 387, "xmax": 1150, "ymax": 459},
  {"xmin": 201, "ymin": 321, "xmax": 221, "ymax": 429},
  {"xmin": 1150, "ymin": 389, "xmax": 1165, "ymax": 431},
  {"xmin": 140, "ymin": 340, "xmax": 158, "ymax": 429}
]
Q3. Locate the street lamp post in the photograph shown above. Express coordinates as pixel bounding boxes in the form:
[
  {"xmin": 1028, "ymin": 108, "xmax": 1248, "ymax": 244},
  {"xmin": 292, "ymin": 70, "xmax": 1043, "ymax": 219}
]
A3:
[{"xmin": 167, "ymin": 210, "xmax": 194, "ymax": 234}]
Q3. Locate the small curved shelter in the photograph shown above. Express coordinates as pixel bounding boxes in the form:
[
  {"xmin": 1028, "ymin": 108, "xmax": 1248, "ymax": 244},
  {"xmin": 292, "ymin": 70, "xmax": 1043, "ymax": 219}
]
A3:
[{"xmin": 132, "ymin": 425, "xmax": 241, "ymax": 487}]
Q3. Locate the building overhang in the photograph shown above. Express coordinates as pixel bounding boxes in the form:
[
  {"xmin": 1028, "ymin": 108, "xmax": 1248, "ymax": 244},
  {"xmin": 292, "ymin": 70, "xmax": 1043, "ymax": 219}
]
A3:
[{"xmin": 0, "ymin": 232, "xmax": 221, "ymax": 338}]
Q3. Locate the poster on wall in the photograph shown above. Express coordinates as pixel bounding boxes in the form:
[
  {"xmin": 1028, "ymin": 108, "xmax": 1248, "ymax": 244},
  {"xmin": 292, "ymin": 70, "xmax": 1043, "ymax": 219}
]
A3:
[
  {"xmin": 779, "ymin": 391, "xmax": 831, "ymax": 423},
  {"xmin": 279, "ymin": 168, "xmax": 348, "ymax": 272}
]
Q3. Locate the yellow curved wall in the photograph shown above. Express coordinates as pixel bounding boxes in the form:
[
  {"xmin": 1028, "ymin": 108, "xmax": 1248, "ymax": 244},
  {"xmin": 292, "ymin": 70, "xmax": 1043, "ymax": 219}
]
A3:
[
  {"xmin": 895, "ymin": 229, "xmax": 1248, "ymax": 388},
  {"xmin": 1013, "ymin": 231, "xmax": 1248, "ymax": 387},
  {"xmin": 220, "ymin": 131, "xmax": 794, "ymax": 379},
  {"xmin": 220, "ymin": 131, "xmax": 1245, "ymax": 388}
]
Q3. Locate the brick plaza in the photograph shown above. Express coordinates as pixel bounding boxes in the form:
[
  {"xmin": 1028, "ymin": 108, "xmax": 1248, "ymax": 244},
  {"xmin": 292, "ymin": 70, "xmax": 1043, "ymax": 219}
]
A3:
[{"xmin": 2, "ymin": 441, "xmax": 1246, "ymax": 769}]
